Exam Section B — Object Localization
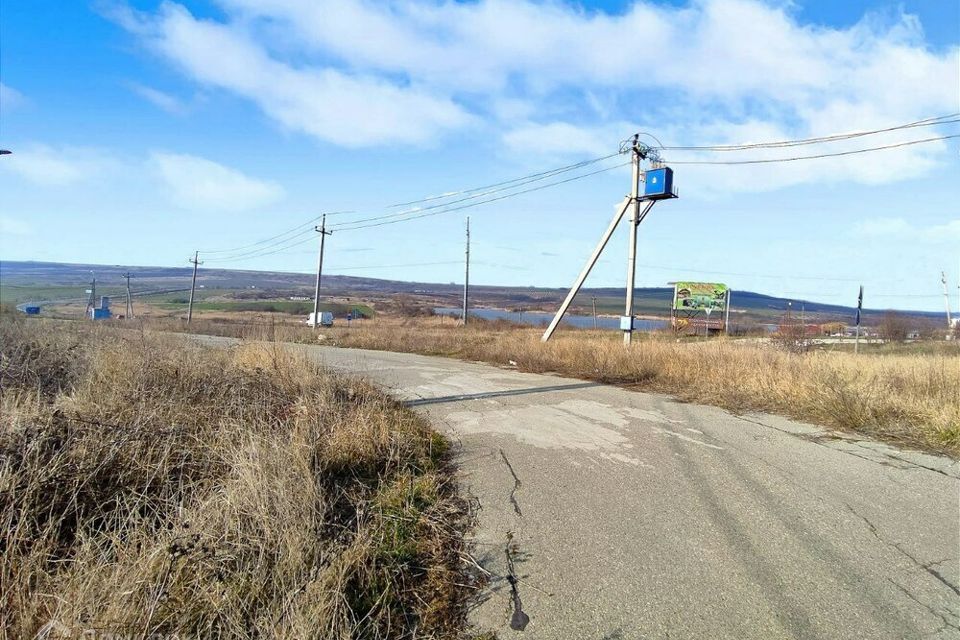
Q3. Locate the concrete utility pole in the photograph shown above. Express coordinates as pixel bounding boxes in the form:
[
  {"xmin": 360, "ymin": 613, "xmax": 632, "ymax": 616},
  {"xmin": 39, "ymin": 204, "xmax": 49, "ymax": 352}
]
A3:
[
  {"xmin": 592, "ymin": 296, "xmax": 598, "ymax": 329},
  {"xmin": 84, "ymin": 272, "xmax": 96, "ymax": 319},
  {"xmin": 623, "ymin": 137, "xmax": 644, "ymax": 346},
  {"xmin": 312, "ymin": 215, "xmax": 333, "ymax": 327},
  {"xmin": 187, "ymin": 251, "xmax": 202, "ymax": 324},
  {"xmin": 942, "ymin": 271, "xmax": 953, "ymax": 328},
  {"xmin": 121, "ymin": 272, "xmax": 134, "ymax": 319},
  {"xmin": 462, "ymin": 216, "xmax": 470, "ymax": 325}
]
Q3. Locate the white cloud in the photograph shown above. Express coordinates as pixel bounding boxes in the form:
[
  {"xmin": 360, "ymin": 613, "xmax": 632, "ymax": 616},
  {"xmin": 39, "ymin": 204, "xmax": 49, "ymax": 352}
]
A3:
[
  {"xmin": 129, "ymin": 83, "xmax": 187, "ymax": 114},
  {"xmin": 150, "ymin": 151, "xmax": 285, "ymax": 211},
  {"xmin": 854, "ymin": 217, "xmax": 960, "ymax": 243},
  {"xmin": 0, "ymin": 216, "xmax": 32, "ymax": 236},
  {"xmin": 0, "ymin": 144, "xmax": 116, "ymax": 186},
  {"xmin": 111, "ymin": 0, "xmax": 958, "ymax": 190},
  {"xmin": 121, "ymin": 3, "xmax": 472, "ymax": 147},
  {"xmin": 0, "ymin": 83, "xmax": 25, "ymax": 110}
]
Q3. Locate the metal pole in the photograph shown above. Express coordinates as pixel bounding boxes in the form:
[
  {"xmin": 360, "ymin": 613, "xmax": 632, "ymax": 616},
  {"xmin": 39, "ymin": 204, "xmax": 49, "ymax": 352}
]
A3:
[
  {"xmin": 312, "ymin": 215, "xmax": 332, "ymax": 327},
  {"xmin": 623, "ymin": 138, "xmax": 643, "ymax": 346},
  {"xmin": 187, "ymin": 251, "xmax": 201, "ymax": 323},
  {"xmin": 542, "ymin": 197, "xmax": 640, "ymax": 342},
  {"xmin": 592, "ymin": 296, "xmax": 598, "ymax": 329},
  {"xmin": 463, "ymin": 216, "xmax": 470, "ymax": 325}
]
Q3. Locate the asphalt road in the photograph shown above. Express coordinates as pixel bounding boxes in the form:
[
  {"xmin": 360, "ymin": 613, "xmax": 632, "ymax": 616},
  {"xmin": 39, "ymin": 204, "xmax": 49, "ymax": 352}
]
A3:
[{"xmin": 198, "ymin": 337, "xmax": 960, "ymax": 639}]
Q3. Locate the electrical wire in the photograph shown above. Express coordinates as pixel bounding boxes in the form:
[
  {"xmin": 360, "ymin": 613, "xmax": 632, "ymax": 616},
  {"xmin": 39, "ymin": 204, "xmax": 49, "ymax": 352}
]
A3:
[
  {"xmin": 388, "ymin": 152, "xmax": 621, "ymax": 208},
  {"xmin": 332, "ymin": 161, "xmax": 631, "ymax": 232},
  {"xmin": 199, "ymin": 153, "xmax": 623, "ymax": 258},
  {"xmin": 663, "ymin": 134, "xmax": 959, "ymax": 165},
  {"xmin": 657, "ymin": 113, "xmax": 960, "ymax": 151}
]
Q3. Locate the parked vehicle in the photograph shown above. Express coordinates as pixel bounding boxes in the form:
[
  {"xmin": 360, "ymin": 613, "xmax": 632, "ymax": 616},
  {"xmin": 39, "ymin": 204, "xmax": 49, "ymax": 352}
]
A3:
[{"xmin": 306, "ymin": 311, "xmax": 334, "ymax": 327}]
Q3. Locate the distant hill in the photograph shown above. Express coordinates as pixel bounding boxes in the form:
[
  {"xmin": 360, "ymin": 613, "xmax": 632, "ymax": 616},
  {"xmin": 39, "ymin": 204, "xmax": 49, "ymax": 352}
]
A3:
[{"xmin": 0, "ymin": 260, "xmax": 946, "ymax": 325}]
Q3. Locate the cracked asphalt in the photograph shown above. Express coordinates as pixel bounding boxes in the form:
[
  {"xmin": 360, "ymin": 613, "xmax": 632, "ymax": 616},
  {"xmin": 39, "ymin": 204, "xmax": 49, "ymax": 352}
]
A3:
[{"xmin": 195, "ymin": 337, "xmax": 960, "ymax": 639}]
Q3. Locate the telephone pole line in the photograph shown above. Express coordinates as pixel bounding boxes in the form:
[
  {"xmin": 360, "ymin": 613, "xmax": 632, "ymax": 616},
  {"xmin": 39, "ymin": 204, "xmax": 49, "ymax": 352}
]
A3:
[
  {"xmin": 462, "ymin": 216, "xmax": 470, "ymax": 326},
  {"xmin": 312, "ymin": 214, "xmax": 333, "ymax": 327},
  {"xmin": 187, "ymin": 251, "xmax": 202, "ymax": 324},
  {"xmin": 121, "ymin": 272, "xmax": 134, "ymax": 319}
]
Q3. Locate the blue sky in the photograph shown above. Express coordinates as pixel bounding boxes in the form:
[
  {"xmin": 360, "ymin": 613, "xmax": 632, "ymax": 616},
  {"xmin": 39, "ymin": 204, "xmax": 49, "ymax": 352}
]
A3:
[{"xmin": 1, "ymin": 0, "xmax": 958, "ymax": 312}]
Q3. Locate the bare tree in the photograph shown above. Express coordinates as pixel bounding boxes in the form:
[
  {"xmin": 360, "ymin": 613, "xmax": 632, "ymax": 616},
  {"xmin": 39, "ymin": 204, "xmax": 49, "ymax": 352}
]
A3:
[{"xmin": 878, "ymin": 311, "xmax": 910, "ymax": 342}]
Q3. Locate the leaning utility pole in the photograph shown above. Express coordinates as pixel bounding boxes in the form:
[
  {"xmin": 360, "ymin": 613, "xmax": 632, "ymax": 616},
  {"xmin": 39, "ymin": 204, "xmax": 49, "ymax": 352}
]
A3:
[
  {"xmin": 187, "ymin": 251, "xmax": 202, "ymax": 324},
  {"xmin": 312, "ymin": 215, "xmax": 333, "ymax": 327},
  {"xmin": 462, "ymin": 216, "xmax": 470, "ymax": 326},
  {"xmin": 121, "ymin": 272, "xmax": 134, "ymax": 319},
  {"xmin": 623, "ymin": 136, "xmax": 644, "ymax": 346}
]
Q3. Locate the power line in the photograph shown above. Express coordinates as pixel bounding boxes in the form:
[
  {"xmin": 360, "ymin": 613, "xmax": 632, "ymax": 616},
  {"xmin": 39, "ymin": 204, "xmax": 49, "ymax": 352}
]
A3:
[
  {"xmin": 199, "ymin": 153, "xmax": 621, "ymax": 257},
  {"xmin": 663, "ymin": 134, "xmax": 958, "ymax": 165},
  {"xmin": 389, "ymin": 152, "xmax": 621, "ymax": 208},
  {"xmin": 332, "ymin": 161, "xmax": 631, "ymax": 232},
  {"xmin": 656, "ymin": 113, "xmax": 960, "ymax": 151},
  {"xmin": 327, "ymin": 157, "xmax": 626, "ymax": 230}
]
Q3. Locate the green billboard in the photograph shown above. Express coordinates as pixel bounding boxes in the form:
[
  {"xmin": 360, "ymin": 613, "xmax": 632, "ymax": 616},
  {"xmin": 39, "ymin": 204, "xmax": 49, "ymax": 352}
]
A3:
[{"xmin": 673, "ymin": 282, "xmax": 728, "ymax": 311}]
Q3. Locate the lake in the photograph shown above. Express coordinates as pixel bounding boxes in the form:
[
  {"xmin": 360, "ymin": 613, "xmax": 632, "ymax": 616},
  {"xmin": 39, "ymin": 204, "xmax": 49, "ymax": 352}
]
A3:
[{"xmin": 433, "ymin": 307, "xmax": 668, "ymax": 331}]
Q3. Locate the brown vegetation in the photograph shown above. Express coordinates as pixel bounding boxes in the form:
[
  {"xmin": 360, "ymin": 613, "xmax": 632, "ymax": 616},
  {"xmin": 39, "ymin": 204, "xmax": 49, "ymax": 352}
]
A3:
[
  {"xmin": 0, "ymin": 317, "xmax": 472, "ymax": 639},
  {"xmin": 140, "ymin": 314, "xmax": 960, "ymax": 457}
]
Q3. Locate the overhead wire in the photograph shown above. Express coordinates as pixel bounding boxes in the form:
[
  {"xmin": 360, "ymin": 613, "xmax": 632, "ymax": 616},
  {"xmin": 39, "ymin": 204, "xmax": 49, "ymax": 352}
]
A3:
[
  {"xmin": 656, "ymin": 113, "xmax": 960, "ymax": 151},
  {"xmin": 662, "ymin": 134, "xmax": 959, "ymax": 165},
  {"xmin": 331, "ymin": 161, "xmax": 631, "ymax": 232}
]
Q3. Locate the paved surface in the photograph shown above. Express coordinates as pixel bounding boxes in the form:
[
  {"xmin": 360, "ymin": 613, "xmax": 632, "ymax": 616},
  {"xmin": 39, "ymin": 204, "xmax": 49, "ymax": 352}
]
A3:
[{"xmin": 200, "ymin": 337, "xmax": 960, "ymax": 639}]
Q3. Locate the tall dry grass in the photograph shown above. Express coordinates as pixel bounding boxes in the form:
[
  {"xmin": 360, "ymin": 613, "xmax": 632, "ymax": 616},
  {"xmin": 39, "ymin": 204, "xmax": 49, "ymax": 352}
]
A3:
[
  {"xmin": 0, "ymin": 317, "xmax": 472, "ymax": 639},
  {"xmin": 188, "ymin": 316, "xmax": 958, "ymax": 457}
]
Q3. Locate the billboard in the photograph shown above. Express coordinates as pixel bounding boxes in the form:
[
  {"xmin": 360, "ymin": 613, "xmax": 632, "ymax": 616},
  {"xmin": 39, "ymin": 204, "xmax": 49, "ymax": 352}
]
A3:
[{"xmin": 673, "ymin": 282, "xmax": 728, "ymax": 311}]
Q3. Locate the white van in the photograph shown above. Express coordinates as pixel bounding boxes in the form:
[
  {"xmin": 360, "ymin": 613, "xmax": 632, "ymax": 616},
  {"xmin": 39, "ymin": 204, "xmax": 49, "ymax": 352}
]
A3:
[{"xmin": 306, "ymin": 311, "xmax": 334, "ymax": 327}]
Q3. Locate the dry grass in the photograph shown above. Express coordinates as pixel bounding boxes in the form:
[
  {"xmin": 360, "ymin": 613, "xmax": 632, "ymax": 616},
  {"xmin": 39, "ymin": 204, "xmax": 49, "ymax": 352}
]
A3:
[
  {"xmin": 0, "ymin": 317, "xmax": 473, "ymax": 639},
  {"xmin": 140, "ymin": 315, "xmax": 960, "ymax": 457}
]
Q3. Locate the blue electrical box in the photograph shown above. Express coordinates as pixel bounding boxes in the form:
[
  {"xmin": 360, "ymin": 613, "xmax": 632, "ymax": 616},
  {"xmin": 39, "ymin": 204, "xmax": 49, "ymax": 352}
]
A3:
[{"xmin": 642, "ymin": 167, "xmax": 675, "ymax": 200}]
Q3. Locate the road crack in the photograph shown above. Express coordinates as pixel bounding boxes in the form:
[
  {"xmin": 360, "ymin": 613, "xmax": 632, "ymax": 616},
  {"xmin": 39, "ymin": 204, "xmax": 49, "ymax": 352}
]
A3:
[
  {"xmin": 505, "ymin": 531, "xmax": 530, "ymax": 631},
  {"xmin": 500, "ymin": 449, "xmax": 523, "ymax": 517},
  {"xmin": 847, "ymin": 505, "xmax": 960, "ymax": 600}
]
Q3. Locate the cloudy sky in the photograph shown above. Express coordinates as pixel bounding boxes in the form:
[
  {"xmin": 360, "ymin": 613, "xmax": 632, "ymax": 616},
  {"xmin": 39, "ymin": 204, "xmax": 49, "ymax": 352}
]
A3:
[{"xmin": 1, "ymin": 0, "xmax": 958, "ymax": 311}]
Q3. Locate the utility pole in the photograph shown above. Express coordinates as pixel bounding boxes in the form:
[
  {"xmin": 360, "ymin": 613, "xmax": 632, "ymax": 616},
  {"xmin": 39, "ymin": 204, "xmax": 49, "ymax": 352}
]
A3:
[
  {"xmin": 542, "ymin": 135, "xmax": 673, "ymax": 343},
  {"xmin": 623, "ymin": 136, "xmax": 643, "ymax": 346},
  {"xmin": 462, "ymin": 216, "xmax": 470, "ymax": 326},
  {"xmin": 941, "ymin": 271, "xmax": 953, "ymax": 329},
  {"xmin": 187, "ymin": 251, "xmax": 202, "ymax": 324},
  {"xmin": 84, "ymin": 272, "xmax": 96, "ymax": 319},
  {"xmin": 312, "ymin": 215, "xmax": 333, "ymax": 327},
  {"xmin": 854, "ymin": 285, "xmax": 863, "ymax": 354},
  {"xmin": 121, "ymin": 272, "xmax": 134, "ymax": 319},
  {"xmin": 592, "ymin": 296, "xmax": 598, "ymax": 329}
]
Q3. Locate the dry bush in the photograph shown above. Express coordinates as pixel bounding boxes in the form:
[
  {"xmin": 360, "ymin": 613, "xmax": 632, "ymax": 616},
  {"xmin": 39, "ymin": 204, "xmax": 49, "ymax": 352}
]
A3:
[{"xmin": 0, "ymin": 319, "xmax": 471, "ymax": 639}]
